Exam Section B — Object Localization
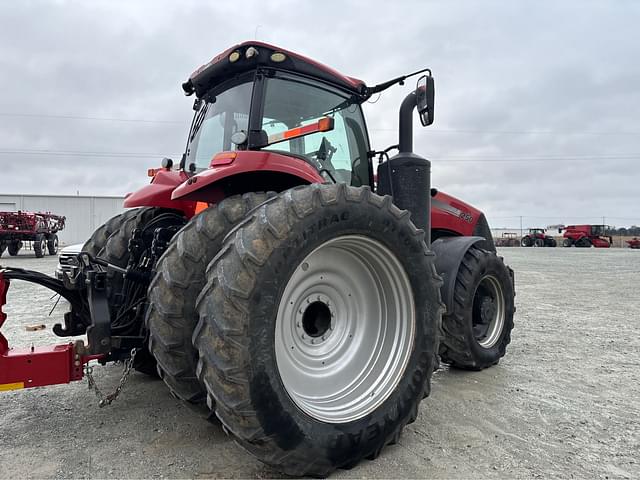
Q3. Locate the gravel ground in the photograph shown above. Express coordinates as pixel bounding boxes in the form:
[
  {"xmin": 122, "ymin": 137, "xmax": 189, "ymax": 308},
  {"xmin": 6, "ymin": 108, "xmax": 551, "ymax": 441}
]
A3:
[{"xmin": 0, "ymin": 248, "xmax": 639, "ymax": 479}]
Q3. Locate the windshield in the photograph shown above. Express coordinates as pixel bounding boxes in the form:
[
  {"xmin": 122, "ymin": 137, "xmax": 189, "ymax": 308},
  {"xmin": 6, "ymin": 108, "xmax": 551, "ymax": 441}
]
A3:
[
  {"xmin": 260, "ymin": 74, "xmax": 370, "ymax": 186},
  {"xmin": 186, "ymin": 80, "xmax": 252, "ymax": 170}
]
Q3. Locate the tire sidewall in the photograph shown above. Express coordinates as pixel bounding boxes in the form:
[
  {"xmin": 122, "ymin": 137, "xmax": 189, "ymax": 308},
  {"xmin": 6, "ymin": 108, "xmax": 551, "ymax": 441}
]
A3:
[
  {"xmin": 461, "ymin": 252, "xmax": 515, "ymax": 363},
  {"xmin": 48, "ymin": 235, "xmax": 59, "ymax": 255},
  {"xmin": 243, "ymin": 199, "xmax": 439, "ymax": 461}
]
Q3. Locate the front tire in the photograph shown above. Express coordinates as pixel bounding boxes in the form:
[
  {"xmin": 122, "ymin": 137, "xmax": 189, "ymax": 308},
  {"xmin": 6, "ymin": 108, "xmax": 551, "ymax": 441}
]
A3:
[
  {"xmin": 146, "ymin": 192, "xmax": 271, "ymax": 403},
  {"xmin": 194, "ymin": 184, "xmax": 443, "ymax": 476},
  {"xmin": 521, "ymin": 236, "xmax": 531, "ymax": 247},
  {"xmin": 563, "ymin": 238, "xmax": 573, "ymax": 247},
  {"xmin": 82, "ymin": 209, "xmax": 140, "ymax": 258},
  {"xmin": 439, "ymin": 245, "xmax": 515, "ymax": 370}
]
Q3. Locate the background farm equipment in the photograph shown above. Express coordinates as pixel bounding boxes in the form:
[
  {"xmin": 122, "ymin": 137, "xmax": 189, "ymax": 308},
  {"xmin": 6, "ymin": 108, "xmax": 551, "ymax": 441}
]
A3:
[
  {"xmin": 0, "ymin": 42, "xmax": 515, "ymax": 476},
  {"xmin": 520, "ymin": 228, "xmax": 557, "ymax": 247},
  {"xmin": 561, "ymin": 224, "xmax": 612, "ymax": 248},
  {"xmin": 627, "ymin": 238, "xmax": 640, "ymax": 249},
  {"xmin": 0, "ymin": 211, "xmax": 65, "ymax": 258},
  {"xmin": 495, "ymin": 232, "xmax": 520, "ymax": 247}
]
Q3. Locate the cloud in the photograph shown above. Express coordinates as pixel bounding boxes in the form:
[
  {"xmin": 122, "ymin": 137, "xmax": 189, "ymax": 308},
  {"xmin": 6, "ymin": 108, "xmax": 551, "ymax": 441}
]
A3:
[{"xmin": 0, "ymin": 0, "xmax": 638, "ymax": 228}]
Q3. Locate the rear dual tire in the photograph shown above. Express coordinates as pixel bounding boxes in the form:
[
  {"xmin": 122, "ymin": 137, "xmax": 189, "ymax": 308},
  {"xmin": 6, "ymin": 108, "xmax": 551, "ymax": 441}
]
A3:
[
  {"xmin": 146, "ymin": 193, "xmax": 272, "ymax": 403},
  {"xmin": 194, "ymin": 184, "xmax": 443, "ymax": 476}
]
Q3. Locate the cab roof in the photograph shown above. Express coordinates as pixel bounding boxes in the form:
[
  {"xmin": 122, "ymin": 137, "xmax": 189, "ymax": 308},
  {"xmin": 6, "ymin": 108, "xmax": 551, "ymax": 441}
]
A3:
[{"xmin": 183, "ymin": 41, "xmax": 368, "ymax": 99}]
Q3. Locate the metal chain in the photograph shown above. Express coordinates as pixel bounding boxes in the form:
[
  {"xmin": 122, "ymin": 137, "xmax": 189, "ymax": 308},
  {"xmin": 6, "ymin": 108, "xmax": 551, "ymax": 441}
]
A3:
[{"xmin": 85, "ymin": 348, "xmax": 138, "ymax": 407}]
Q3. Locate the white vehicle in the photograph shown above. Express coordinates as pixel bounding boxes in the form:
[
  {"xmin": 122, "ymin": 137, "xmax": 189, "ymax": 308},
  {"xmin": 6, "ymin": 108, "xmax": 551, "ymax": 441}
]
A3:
[{"xmin": 55, "ymin": 243, "xmax": 83, "ymax": 280}]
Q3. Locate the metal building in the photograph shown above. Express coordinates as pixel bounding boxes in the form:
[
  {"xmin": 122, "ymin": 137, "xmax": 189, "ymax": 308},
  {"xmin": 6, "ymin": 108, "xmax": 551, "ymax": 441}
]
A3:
[{"xmin": 0, "ymin": 194, "xmax": 124, "ymax": 245}]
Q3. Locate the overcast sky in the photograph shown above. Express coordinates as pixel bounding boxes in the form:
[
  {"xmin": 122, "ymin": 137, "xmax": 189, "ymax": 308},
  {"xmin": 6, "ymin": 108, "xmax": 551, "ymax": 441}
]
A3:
[{"xmin": 0, "ymin": 0, "xmax": 638, "ymax": 229}]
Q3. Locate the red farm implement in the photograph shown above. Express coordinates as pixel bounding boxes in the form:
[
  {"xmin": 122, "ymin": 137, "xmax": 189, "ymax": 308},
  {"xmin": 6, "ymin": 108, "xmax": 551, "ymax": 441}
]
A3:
[
  {"xmin": 495, "ymin": 232, "xmax": 520, "ymax": 247},
  {"xmin": 0, "ymin": 42, "xmax": 516, "ymax": 476},
  {"xmin": 627, "ymin": 238, "xmax": 640, "ymax": 249},
  {"xmin": 0, "ymin": 211, "xmax": 65, "ymax": 258}
]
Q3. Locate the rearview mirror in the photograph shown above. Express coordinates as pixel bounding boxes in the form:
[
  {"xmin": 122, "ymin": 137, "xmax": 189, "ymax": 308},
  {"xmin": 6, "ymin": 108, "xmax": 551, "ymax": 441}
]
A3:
[{"xmin": 416, "ymin": 74, "xmax": 435, "ymax": 126}]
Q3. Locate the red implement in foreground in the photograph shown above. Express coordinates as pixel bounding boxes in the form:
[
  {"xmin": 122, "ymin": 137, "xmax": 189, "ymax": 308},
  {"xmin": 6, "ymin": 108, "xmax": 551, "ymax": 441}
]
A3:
[
  {"xmin": 627, "ymin": 238, "xmax": 640, "ymax": 249},
  {"xmin": 0, "ymin": 272, "xmax": 103, "ymax": 392}
]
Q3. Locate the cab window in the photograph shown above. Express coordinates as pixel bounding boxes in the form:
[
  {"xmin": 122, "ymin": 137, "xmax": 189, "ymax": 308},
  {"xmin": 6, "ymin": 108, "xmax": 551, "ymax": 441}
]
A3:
[{"xmin": 260, "ymin": 74, "xmax": 370, "ymax": 186}]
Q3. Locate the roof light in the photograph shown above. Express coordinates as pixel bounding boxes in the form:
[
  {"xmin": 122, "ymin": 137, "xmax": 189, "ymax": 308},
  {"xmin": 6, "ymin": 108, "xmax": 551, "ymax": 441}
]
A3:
[
  {"xmin": 246, "ymin": 46, "xmax": 258, "ymax": 59},
  {"xmin": 229, "ymin": 51, "xmax": 241, "ymax": 63},
  {"xmin": 270, "ymin": 52, "xmax": 287, "ymax": 63}
]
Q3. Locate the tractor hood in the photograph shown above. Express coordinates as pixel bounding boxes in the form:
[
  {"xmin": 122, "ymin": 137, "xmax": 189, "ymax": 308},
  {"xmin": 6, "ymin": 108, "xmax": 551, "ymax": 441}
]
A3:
[{"xmin": 182, "ymin": 41, "xmax": 367, "ymax": 99}]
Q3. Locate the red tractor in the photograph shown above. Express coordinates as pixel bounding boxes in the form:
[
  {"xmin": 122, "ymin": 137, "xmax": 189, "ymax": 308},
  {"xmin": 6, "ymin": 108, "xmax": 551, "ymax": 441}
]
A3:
[
  {"xmin": 520, "ymin": 228, "xmax": 557, "ymax": 247},
  {"xmin": 561, "ymin": 224, "xmax": 612, "ymax": 248},
  {"xmin": 0, "ymin": 211, "xmax": 65, "ymax": 258},
  {"xmin": 0, "ymin": 42, "xmax": 515, "ymax": 476}
]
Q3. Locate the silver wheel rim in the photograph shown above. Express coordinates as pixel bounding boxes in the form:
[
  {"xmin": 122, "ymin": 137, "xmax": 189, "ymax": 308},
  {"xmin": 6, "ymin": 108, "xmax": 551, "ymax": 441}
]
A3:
[
  {"xmin": 472, "ymin": 274, "xmax": 505, "ymax": 348},
  {"xmin": 275, "ymin": 235, "xmax": 415, "ymax": 424}
]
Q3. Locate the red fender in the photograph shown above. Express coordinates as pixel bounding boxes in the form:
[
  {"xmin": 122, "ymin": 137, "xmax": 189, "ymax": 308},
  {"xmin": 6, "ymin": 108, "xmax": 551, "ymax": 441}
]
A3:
[
  {"xmin": 123, "ymin": 169, "xmax": 198, "ymax": 218},
  {"xmin": 172, "ymin": 150, "xmax": 324, "ymax": 203}
]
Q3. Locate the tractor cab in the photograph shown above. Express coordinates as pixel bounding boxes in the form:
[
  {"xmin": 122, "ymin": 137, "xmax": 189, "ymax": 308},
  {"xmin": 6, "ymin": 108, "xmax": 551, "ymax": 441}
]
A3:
[
  {"xmin": 179, "ymin": 42, "xmax": 376, "ymax": 183},
  {"xmin": 181, "ymin": 60, "xmax": 372, "ymax": 188}
]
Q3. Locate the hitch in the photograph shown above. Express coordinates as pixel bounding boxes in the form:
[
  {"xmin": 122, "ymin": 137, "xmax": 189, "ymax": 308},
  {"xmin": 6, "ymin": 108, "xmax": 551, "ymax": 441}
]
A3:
[{"xmin": 0, "ymin": 271, "xmax": 103, "ymax": 391}]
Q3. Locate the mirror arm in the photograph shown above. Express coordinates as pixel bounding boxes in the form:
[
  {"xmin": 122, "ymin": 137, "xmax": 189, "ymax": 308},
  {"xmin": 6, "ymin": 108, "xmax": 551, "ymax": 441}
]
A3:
[{"xmin": 366, "ymin": 68, "xmax": 432, "ymax": 97}]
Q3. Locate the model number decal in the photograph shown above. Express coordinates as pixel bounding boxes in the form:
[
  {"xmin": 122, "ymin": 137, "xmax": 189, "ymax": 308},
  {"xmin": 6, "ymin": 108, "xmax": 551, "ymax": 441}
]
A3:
[{"xmin": 459, "ymin": 212, "xmax": 474, "ymax": 224}]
